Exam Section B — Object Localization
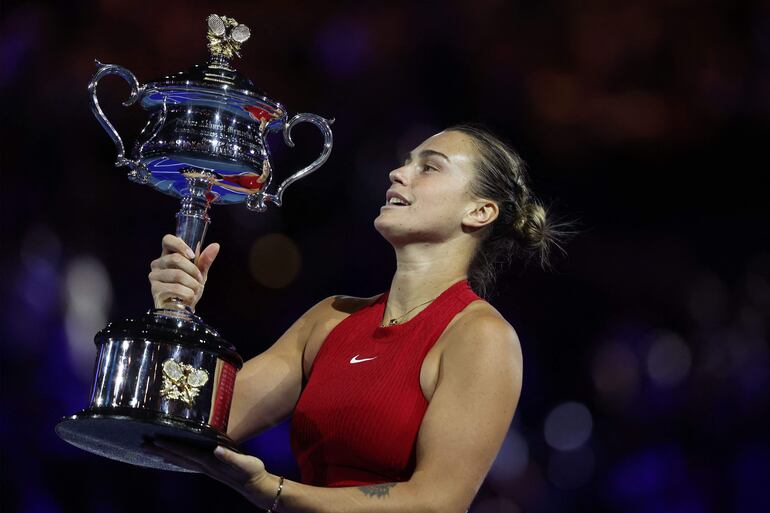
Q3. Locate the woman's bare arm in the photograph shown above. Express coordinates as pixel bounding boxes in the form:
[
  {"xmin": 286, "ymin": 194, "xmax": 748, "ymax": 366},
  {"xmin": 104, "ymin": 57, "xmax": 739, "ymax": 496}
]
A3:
[{"xmin": 226, "ymin": 296, "xmax": 335, "ymax": 443}]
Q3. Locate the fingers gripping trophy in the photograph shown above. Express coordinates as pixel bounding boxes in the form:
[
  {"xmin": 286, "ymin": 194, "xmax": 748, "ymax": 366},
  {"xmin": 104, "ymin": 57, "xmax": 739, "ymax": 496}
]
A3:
[{"xmin": 55, "ymin": 14, "xmax": 333, "ymax": 472}]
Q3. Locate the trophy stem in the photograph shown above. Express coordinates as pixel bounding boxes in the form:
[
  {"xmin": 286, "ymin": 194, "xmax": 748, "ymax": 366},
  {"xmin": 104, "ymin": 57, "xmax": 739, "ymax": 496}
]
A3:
[{"xmin": 176, "ymin": 169, "xmax": 215, "ymax": 264}]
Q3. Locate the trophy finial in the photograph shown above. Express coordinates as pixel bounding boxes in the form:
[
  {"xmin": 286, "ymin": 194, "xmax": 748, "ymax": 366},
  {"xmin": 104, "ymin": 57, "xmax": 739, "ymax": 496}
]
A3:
[{"xmin": 206, "ymin": 14, "xmax": 251, "ymax": 60}]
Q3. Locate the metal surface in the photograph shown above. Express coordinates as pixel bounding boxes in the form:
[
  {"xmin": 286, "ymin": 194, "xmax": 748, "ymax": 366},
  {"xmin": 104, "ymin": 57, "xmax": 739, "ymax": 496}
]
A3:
[
  {"xmin": 246, "ymin": 112, "xmax": 335, "ymax": 212},
  {"xmin": 87, "ymin": 62, "xmax": 150, "ymax": 184},
  {"xmin": 175, "ymin": 170, "xmax": 215, "ymax": 255},
  {"xmin": 87, "ymin": 14, "xmax": 334, "ymax": 209},
  {"xmin": 56, "ymin": 308, "xmax": 242, "ymax": 471},
  {"xmin": 88, "ymin": 338, "xmax": 223, "ymax": 421},
  {"xmin": 61, "ymin": 12, "xmax": 333, "ymax": 470}
]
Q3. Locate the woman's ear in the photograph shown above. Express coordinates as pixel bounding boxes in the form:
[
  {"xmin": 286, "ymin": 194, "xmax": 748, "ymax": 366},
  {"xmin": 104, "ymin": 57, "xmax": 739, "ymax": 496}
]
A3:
[{"xmin": 463, "ymin": 200, "xmax": 499, "ymax": 229}]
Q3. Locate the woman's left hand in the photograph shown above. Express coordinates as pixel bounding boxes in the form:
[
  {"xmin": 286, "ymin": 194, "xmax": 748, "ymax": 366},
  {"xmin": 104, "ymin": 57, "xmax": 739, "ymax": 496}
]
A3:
[{"xmin": 146, "ymin": 439, "xmax": 271, "ymax": 504}]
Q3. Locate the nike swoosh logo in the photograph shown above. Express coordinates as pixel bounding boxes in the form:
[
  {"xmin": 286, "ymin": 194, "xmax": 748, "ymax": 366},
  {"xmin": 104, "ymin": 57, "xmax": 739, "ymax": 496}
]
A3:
[{"xmin": 350, "ymin": 355, "xmax": 377, "ymax": 364}]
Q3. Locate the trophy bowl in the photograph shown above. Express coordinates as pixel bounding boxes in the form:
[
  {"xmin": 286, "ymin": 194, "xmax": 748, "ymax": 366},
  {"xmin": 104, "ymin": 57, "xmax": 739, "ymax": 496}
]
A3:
[{"xmin": 55, "ymin": 14, "xmax": 333, "ymax": 472}]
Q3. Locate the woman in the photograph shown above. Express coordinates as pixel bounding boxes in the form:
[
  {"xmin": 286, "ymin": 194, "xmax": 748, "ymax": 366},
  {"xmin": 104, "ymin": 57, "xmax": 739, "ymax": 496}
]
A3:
[{"xmin": 148, "ymin": 124, "xmax": 565, "ymax": 513}]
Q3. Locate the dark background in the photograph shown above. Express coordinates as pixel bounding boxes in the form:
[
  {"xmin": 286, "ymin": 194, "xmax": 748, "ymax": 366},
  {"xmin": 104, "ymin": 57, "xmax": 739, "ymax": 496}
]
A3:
[{"xmin": 1, "ymin": 1, "xmax": 768, "ymax": 512}]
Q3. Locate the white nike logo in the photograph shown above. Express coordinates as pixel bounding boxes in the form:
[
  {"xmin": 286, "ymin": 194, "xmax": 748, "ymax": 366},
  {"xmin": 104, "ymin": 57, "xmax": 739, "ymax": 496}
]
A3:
[{"xmin": 349, "ymin": 355, "xmax": 378, "ymax": 364}]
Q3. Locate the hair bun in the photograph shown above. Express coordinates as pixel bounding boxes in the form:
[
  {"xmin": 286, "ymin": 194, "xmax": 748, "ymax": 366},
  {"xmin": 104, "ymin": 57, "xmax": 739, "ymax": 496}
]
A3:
[
  {"xmin": 513, "ymin": 200, "xmax": 547, "ymax": 247},
  {"xmin": 448, "ymin": 122, "xmax": 575, "ymax": 297},
  {"xmin": 511, "ymin": 199, "xmax": 571, "ymax": 269}
]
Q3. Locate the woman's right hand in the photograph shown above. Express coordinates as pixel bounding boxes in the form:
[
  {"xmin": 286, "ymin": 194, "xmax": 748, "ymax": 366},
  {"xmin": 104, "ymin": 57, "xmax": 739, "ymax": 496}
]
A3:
[{"xmin": 149, "ymin": 234, "xmax": 220, "ymax": 311}]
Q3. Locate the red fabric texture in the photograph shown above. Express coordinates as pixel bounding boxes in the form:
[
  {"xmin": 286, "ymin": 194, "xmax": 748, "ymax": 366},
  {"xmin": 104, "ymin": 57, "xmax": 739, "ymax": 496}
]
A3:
[{"xmin": 290, "ymin": 279, "xmax": 481, "ymax": 487}]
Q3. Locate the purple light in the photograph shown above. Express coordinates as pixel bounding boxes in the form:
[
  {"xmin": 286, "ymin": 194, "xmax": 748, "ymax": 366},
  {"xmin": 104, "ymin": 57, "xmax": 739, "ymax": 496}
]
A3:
[
  {"xmin": 243, "ymin": 419, "xmax": 298, "ymax": 478},
  {"xmin": 0, "ymin": 6, "xmax": 44, "ymax": 90},
  {"xmin": 315, "ymin": 17, "xmax": 370, "ymax": 77},
  {"xmin": 608, "ymin": 446, "xmax": 679, "ymax": 499},
  {"xmin": 731, "ymin": 443, "xmax": 770, "ymax": 512}
]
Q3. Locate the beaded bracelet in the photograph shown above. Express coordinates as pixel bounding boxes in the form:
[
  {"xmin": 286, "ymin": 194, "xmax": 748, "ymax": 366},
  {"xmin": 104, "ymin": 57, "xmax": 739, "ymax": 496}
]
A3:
[{"xmin": 266, "ymin": 476, "xmax": 285, "ymax": 513}]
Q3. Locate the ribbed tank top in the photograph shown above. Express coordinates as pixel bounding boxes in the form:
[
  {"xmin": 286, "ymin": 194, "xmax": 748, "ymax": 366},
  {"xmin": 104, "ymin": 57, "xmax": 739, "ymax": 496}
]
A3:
[{"xmin": 290, "ymin": 279, "xmax": 481, "ymax": 487}]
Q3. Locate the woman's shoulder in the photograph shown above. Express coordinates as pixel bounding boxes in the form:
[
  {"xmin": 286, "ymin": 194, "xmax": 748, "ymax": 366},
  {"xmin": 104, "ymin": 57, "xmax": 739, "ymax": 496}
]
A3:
[
  {"xmin": 456, "ymin": 298, "xmax": 512, "ymax": 328},
  {"xmin": 441, "ymin": 299, "xmax": 521, "ymax": 358}
]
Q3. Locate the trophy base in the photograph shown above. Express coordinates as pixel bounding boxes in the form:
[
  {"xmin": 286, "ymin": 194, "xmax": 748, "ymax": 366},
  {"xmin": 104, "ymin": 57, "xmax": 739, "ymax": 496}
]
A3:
[{"xmin": 55, "ymin": 408, "xmax": 240, "ymax": 473}]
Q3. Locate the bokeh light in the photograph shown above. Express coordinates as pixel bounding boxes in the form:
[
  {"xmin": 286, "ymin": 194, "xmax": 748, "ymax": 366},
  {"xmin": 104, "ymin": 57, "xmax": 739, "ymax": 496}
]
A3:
[
  {"xmin": 645, "ymin": 331, "xmax": 692, "ymax": 388},
  {"xmin": 17, "ymin": 226, "xmax": 62, "ymax": 320},
  {"xmin": 592, "ymin": 340, "xmax": 640, "ymax": 404},
  {"xmin": 64, "ymin": 255, "xmax": 113, "ymax": 380},
  {"xmin": 543, "ymin": 402, "xmax": 593, "ymax": 451},
  {"xmin": 248, "ymin": 233, "xmax": 302, "ymax": 289},
  {"xmin": 1, "ymin": 1, "xmax": 767, "ymax": 512}
]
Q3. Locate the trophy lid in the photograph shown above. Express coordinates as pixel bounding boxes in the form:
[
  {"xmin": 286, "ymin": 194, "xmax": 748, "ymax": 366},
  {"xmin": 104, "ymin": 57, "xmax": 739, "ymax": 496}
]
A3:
[{"xmin": 140, "ymin": 14, "xmax": 285, "ymax": 122}]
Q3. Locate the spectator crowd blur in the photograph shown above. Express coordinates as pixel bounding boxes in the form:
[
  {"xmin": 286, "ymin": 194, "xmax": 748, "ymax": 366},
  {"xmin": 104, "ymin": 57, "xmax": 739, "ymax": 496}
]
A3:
[{"xmin": 1, "ymin": 1, "xmax": 768, "ymax": 512}]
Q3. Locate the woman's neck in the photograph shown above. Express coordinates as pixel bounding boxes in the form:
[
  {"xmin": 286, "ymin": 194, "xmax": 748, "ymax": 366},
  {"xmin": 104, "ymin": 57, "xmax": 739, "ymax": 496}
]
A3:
[{"xmin": 385, "ymin": 239, "xmax": 472, "ymax": 321}]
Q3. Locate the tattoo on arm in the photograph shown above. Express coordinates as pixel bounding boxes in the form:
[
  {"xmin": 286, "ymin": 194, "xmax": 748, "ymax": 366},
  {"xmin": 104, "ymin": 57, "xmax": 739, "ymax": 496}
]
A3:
[{"xmin": 357, "ymin": 483, "xmax": 397, "ymax": 498}]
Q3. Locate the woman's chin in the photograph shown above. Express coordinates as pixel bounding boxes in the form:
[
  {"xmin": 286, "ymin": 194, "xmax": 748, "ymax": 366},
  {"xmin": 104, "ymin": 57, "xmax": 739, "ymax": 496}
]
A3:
[
  {"xmin": 373, "ymin": 214, "xmax": 391, "ymax": 235},
  {"xmin": 373, "ymin": 214, "xmax": 407, "ymax": 244}
]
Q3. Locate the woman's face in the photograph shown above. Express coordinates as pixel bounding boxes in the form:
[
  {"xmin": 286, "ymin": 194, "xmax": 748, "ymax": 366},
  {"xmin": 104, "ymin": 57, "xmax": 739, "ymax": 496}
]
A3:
[{"xmin": 374, "ymin": 130, "xmax": 490, "ymax": 245}]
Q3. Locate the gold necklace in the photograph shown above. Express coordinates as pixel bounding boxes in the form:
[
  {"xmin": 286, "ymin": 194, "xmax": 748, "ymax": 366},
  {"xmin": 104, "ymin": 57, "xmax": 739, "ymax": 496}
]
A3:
[{"xmin": 382, "ymin": 296, "xmax": 437, "ymax": 327}]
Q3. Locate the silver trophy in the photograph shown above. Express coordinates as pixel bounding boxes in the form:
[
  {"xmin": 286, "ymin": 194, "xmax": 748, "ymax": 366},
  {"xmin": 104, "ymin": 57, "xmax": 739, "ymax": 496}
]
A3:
[{"xmin": 55, "ymin": 14, "xmax": 333, "ymax": 472}]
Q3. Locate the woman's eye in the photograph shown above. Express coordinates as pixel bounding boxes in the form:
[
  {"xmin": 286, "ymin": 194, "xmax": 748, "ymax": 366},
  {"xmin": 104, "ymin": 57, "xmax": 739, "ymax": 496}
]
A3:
[{"xmin": 421, "ymin": 164, "xmax": 437, "ymax": 172}]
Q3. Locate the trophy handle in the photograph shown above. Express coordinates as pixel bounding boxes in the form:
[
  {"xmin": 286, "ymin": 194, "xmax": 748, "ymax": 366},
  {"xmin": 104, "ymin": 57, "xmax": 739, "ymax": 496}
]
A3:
[
  {"xmin": 246, "ymin": 113, "xmax": 334, "ymax": 212},
  {"xmin": 88, "ymin": 60, "xmax": 150, "ymax": 183}
]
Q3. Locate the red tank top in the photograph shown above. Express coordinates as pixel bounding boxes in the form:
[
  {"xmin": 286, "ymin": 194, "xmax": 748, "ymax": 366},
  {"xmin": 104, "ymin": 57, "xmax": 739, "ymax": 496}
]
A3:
[{"xmin": 290, "ymin": 279, "xmax": 481, "ymax": 487}]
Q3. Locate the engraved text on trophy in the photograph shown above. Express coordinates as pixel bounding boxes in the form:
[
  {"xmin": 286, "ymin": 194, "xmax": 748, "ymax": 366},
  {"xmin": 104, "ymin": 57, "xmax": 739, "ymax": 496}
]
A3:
[{"xmin": 136, "ymin": 106, "xmax": 266, "ymax": 166}]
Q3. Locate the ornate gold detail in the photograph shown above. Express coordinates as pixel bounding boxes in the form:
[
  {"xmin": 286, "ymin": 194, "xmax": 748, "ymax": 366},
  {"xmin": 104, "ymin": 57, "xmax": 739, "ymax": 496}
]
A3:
[
  {"xmin": 160, "ymin": 359, "xmax": 209, "ymax": 406},
  {"xmin": 206, "ymin": 14, "xmax": 251, "ymax": 60}
]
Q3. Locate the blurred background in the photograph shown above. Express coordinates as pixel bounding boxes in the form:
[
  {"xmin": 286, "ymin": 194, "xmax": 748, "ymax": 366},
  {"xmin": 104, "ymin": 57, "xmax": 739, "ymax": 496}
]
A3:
[{"xmin": 1, "ymin": 0, "xmax": 768, "ymax": 512}]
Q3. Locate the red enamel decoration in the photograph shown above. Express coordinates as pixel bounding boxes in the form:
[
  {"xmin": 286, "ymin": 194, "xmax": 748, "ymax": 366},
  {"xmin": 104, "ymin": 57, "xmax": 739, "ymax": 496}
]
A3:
[
  {"xmin": 209, "ymin": 361, "xmax": 237, "ymax": 431},
  {"xmin": 243, "ymin": 105, "xmax": 272, "ymax": 122},
  {"xmin": 221, "ymin": 173, "xmax": 263, "ymax": 190}
]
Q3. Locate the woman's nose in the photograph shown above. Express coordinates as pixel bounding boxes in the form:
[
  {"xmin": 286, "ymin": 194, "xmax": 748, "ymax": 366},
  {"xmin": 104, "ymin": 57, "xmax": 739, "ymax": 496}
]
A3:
[{"xmin": 389, "ymin": 166, "xmax": 408, "ymax": 185}]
